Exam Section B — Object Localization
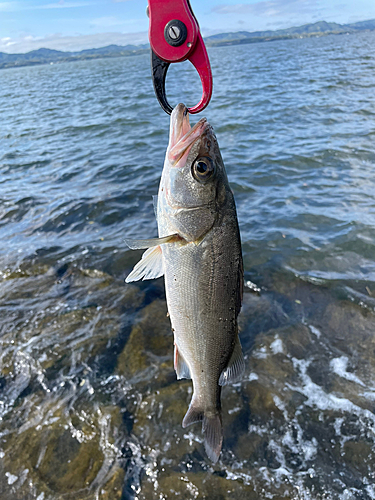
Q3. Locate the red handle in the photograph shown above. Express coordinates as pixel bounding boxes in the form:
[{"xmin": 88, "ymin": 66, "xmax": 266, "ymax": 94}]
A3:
[
  {"xmin": 148, "ymin": 0, "xmax": 198, "ymax": 63},
  {"xmin": 187, "ymin": 33, "xmax": 213, "ymax": 114},
  {"xmin": 148, "ymin": 0, "xmax": 213, "ymax": 114}
]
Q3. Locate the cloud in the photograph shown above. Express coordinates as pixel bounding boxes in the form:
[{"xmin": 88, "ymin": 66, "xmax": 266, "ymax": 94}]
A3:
[
  {"xmin": 90, "ymin": 16, "xmax": 139, "ymax": 31},
  {"xmin": 212, "ymin": 0, "xmax": 321, "ymax": 17},
  {"xmin": 0, "ymin": 31, "xmax": 149, "ymax": 53},
  {"xmin": 34, "ymin": 0, "xmax": 95, "ymax": 8},
  {"xmin": 207, "ymin": 0, "xmax": 336, "ymax": 32},
  {"xmin": 0, "ymin": 0, "xmax": 96, "ymax": 11},
  {"xmin": 89, "ymin": 15, "xmax": 141, "ymax": 29},
  {"xmin": 0, "ymin": 1, "xmax": 17, "ymax": 10},
  {"xmin": 90, "ymin": 16, "xmax": 126, "ymax": 28}
]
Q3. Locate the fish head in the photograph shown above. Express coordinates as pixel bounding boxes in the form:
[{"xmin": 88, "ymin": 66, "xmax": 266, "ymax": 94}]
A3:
[{"xmin": 159, "ymin": 104, "xmax": 230, "ymax": 242}]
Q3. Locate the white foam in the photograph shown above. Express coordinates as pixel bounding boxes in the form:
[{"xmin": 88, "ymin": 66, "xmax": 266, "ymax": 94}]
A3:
[
  {"xmin": 248, "ymin": 424, "xmax": 268, "ymax": 436},
  {"xmin": 340, "ymin": 487, "xmax": 363, "ymax": 499},
  {"xmin": 268, "ymin": 439, "xmax": 290, "ymax": 476},
  {"xmin": 302, "ymin": 438, "xmax": 318, "ymax": 461},
  {"xmin": 361, "ymin": 391, "xmax": 375, "ymax": 401},
  {"xmin": 330, "ymin": 356, "xmax": 365, "ymax": 387},
  {"xmin": 366, "ymin": 484, "xmax": 375, "ymax": 499},
  {"xmin": 281, "ymin": 422, "xmax": 318, "ymax": 463},
  {"xmin": 5, "ymin": 472, "xmax": 18, "ymax": 485},
  {"xmin": 228, "ymin": 406, "xmax": 242, "ymax": 415},
  {"xmin": 273, "ymin": 395, "xmax": 286, "ymax": 412},
  {"xmin": 225, "ymin": 470, "xmax": 253, "ymax": 486},
  {"xmin": 183, "ymin": 431, "xmax": 202, "ymax": 446},
  {"xmin": 290, "ymin": 358, "xmax": 375, "ymax": 425},
  {"xmin": 270, "ymin": 336, "xmax": 284, "ymax": 354},
  {"xmin": 334, "ymin": 417, "xmax": 344, "ymax": 436},
  {"xmin": 308, "ymin": 325, "xmax": 321, "ymax": 338},
  {"xmin": 253, "ymin": 346, "xmax": 268, "ymax": 359}
]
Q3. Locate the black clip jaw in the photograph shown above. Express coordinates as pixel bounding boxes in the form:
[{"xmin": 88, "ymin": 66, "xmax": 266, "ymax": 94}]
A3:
[{"xmin": 151, "ymin": 50, "xmax": 173, "ymax": 115}]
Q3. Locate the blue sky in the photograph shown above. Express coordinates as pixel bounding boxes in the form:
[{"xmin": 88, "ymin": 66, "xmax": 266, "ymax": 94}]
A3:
[{"xmin": 1, "ymin": 0, "xmax": 375, "ymax": 53}]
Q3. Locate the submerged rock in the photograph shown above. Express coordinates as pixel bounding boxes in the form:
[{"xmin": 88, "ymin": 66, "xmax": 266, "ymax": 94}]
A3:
[
  {"xmin": 116, "ymin": 299, "xmax": 172, "ymax": 378},
  {"xmin": 0, "ymin": 405, "xmax": 126, "ymax": 499}
]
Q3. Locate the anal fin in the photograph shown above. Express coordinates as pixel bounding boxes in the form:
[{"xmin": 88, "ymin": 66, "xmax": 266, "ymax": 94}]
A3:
[
  {"xmin": 219, "ymin": 335, "xmax": 245, "ymax": 386},
  {"xmin": 182, "ymin": 399, "xmax": 203, "ymax": 428}
]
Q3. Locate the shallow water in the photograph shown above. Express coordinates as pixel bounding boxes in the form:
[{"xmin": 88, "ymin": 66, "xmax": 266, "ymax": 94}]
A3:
[{"xmin": 1, "ymin": 31, "xmax": 375, "ymax": 499}]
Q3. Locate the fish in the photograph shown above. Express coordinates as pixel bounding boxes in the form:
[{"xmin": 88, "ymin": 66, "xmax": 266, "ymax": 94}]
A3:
[{"xmin": 125, "ymin": 103, "xmax": 244, "ymax": 462}]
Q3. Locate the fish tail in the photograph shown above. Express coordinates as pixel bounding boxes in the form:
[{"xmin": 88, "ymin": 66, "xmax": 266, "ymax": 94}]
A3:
[
  {"xmin": 182, "ymin": 401, "xmax": 223, "ymax": 463},
  {"xmin": 203, "ymin": 412, "xmax": 223, "ymax": 463}
]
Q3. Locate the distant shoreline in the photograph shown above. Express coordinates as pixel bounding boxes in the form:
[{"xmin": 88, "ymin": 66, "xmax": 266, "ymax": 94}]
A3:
[{"xmin": 1, "ymin": 19, "xmax": 374, "ymax": 71}]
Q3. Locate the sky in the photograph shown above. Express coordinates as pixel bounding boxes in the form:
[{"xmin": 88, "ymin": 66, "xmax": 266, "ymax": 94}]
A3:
[{"xmin": 1, "ymin": 0, "xmax": 375, "ymax": 53}]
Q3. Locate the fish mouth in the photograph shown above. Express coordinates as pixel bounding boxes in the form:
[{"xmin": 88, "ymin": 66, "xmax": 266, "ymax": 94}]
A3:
[{"xmin": 167, "ymin": 103, "xmax": 208, "ymax": 167}]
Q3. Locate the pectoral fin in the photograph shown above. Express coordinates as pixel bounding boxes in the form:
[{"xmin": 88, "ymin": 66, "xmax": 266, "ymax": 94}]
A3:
[
  {"xmin": 125, "ymin": 233, "xmax": 179, "ymax": 250},
  {"xmin": 125, "ymin": 245, "xmax": 164, "ymax": 282},
  {"xmin": 125, "ymin": 233, "xmax": 182, "ymax": 283},
  {"xmin": 219, "ymin": 336, "xmax": 245, "ymax": 386}
]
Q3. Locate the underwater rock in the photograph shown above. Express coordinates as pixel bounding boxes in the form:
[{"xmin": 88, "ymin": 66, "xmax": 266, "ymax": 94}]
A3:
[
  {"xmin": 116, "ymin": 299, "xmax": 172, "ymax": 378},
  {"xmin": 132, "ymin": 380, "xmax": 194, "ymax": 458},
  {"xmin": 0, "ymin": 404, "xmax": 126, "ymax": 500},
  {"xmin": 137, "ymin": 468, "xmax": 261, "ymax": 500}
]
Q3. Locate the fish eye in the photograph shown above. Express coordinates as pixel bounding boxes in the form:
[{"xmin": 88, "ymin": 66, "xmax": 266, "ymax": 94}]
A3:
[{"xmin": 192, "ymin": 157, "xmax": 215, "ymax": 182}]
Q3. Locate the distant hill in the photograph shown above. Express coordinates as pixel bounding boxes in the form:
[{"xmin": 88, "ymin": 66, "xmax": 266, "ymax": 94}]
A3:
[
  {"xmin": 1, "ymin": 19, "xmax": 375, "ymax": 70},
  {"xmin": 204, "ymin": 19, "xmax": 375, "ymax": 46},
  {"xmin": 0, "ymin": 44, "xmax": 149, "ymax": 70}
]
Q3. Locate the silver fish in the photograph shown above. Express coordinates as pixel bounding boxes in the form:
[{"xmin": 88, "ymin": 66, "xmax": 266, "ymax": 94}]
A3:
[{"xmin": 125, "ymin": 104, "xmax": 244, "ymax": 462}]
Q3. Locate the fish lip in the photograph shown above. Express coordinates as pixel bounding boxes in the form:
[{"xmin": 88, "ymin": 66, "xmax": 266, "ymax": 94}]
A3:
[
  {"xmin": 168, "ymin": 119, "xmax": 208, "ymax": 166},
  {"xmin": 168, "ymin": 104, "xmax": 209, "ymax": 166},
  {"xmin": 169, "ymin": 103, "xmax": 190, "ymax": 147}
]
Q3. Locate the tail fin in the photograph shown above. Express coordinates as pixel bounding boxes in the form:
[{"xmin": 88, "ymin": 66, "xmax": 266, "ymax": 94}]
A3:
[
  {"xmin": 182, "ymin": 400, "xmax": 223, "ymax": 463},
  {"xmin": 203, "ymin": 413, "xmax": 223, "ymax": 463}
]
